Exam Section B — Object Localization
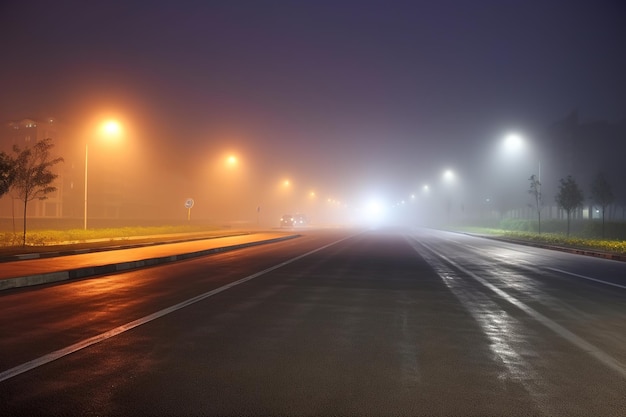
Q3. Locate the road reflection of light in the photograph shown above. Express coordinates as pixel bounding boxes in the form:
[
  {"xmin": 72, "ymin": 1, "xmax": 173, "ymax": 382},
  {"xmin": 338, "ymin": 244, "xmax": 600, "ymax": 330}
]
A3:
[
  {"xmin": 409, "ymin": 231, "xmax": 626, "ymax": 411},
  {"xmin": 451, "ymin": 244, "xmax": 549, "ymax": 299},
  {"xmin": 407, "ymin": 237, "xmax": 551, "ymax": 412},
  {"xmin": 437, "ymin": 270, "xmax": 529, "ymax": 381}
]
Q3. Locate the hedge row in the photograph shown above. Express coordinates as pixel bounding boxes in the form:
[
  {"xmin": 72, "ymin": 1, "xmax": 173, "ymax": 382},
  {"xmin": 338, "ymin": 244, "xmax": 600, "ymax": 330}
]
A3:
[{"xmin": 498, "ymin": 218, "xmax": 626, "ymax": 240}]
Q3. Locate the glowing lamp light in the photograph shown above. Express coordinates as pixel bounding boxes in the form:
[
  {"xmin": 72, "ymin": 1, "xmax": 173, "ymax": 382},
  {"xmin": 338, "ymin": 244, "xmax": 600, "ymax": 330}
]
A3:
[
  {"xmin": 101, "ymin": 120, "xmax": 122, "ymax": 136},
  {"xmin": 503, "ymin": 132, "xmax": 524, "ymax": 152},
  {"xmin": 226, "ymin": 155, "xmax": 238, "ymax": 167}
]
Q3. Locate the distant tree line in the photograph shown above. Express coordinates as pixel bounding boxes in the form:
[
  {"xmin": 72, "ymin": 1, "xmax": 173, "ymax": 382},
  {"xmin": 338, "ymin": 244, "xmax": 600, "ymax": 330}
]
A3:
[
  {"xmin": 529, "ymin": 171, "xmax": 615, "ymax": 238},
  {"xmin": 0, "ymin": 138, "xmax": 63, "ymax": 245},
  {"xmin": 544, "ymin": 111, "xmax": 623, "ymax": 236}
]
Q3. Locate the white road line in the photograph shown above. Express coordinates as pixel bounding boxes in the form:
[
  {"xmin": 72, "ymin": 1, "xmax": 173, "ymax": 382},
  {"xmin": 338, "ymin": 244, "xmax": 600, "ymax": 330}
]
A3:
[
  {"xmin": 0, "ymin": 234, "xmax": 355, "ymax": 383},
  {"xmin": 547, "ymin": 267, "xmax": 626, "ymax": 290},
  {"xmin": 412, "ymin": 237, "xmax": 626, "ymax": 379}
]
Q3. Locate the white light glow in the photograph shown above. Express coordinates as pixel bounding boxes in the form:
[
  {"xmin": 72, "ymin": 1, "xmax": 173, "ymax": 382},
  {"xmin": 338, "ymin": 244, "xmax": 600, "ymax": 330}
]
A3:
[
  {"xmin": 504, "ymin": 132, "xmax": 524, "ymax": 152},
  {"xmin": 358, "ymin": 197, "xmax": 388, "ymax": 225}
]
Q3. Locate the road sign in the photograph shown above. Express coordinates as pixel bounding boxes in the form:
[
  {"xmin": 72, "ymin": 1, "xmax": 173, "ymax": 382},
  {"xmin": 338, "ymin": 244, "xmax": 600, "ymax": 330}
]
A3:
[{"xmin": 185, "ymin": 198, "xmax": 194, "ymax": 221}]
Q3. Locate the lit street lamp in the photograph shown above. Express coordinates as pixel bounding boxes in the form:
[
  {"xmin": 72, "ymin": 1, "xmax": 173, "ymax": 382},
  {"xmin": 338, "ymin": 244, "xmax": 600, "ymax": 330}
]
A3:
[
  {"xmin": 84, "ymin": 120, "xmax": 122, "ymax": 230},
  {"xmin": 443, "ymin": 169, "xmax": 455, "ymax": 182},
  {"xmin": 502, "ymin": 131, "xmax": 543, "ymax": 232},
  {"xmin": 225, "ymin": 154, "xmax": 238, "ymax": 168},
  {"xmin": 503, "ymin": 132, "xmax": 541, "ymax": 182},
  {"xmin": 443, "ymin": 169, "xmax": 454, "ymax": 223}
]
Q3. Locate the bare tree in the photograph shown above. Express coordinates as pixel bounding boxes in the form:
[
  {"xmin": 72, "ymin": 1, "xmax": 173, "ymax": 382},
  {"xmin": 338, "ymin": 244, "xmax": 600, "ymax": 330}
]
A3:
[
  {"xmin": 10, "ymin": 138, "xmax": 63, "ymax": 246},
  {"xmin": 590, "ymin": 172, "xmax": 614, "ymax": 239},
  {"xmin": 528, "ymin": 174, "xmax": 542, "ymax": 234},
  {"xmin": 555, "ymin": 175, "xmax": 584, "ymax": 237}
]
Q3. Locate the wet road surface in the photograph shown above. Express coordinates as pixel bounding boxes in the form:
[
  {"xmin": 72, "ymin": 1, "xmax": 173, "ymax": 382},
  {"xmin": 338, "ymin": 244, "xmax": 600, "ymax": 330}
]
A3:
[{"xmin": 1, "ymin": 228, "xmax": 625, "ymax": 416}]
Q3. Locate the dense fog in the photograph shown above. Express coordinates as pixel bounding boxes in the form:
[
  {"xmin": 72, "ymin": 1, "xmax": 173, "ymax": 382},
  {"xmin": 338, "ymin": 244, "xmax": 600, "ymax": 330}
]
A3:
[{"xmin": 1, "ymin": 2, "xmax": 625, "ymax": 230}]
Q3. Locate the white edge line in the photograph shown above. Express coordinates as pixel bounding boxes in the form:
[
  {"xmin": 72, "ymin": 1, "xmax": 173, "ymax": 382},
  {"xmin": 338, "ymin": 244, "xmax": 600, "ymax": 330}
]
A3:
[
  {"xmin": 410, "ymin": 236, "xmax": 626, "ymax": 379},
  {"xmin": 0, "ymin": 233, "xmax": 356, "ymax": 383},
  {"xmin": 546, "ymin": 267, "xmax": 626, "ymax": 290}
]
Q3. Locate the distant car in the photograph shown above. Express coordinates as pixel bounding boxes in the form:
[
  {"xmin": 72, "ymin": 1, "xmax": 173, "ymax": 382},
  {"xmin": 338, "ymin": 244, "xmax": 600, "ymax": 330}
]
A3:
[
  {"xmin": 280, "ymin": 214, "xmax": 295, "ymax": 227},
  {"xmin": 293, "ymin": 213, "xmax": 308, "ymax": 226}
]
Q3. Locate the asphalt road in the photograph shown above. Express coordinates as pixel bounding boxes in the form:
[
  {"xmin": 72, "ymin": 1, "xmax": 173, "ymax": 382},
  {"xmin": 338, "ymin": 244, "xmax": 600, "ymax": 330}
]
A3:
[{"xmin": 1, "ymin": 228, "xmax": 625, "ymax": 416}]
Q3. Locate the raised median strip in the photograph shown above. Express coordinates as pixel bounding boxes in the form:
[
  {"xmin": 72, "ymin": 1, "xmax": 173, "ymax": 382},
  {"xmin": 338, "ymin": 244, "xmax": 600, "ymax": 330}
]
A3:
[
  {"xmin": 0, "ymin": 234, "xmax": 300, "ymax": 291},
  {"xmin": 2, "ymin": 231, "xmax": 252, "ymax": 262}
]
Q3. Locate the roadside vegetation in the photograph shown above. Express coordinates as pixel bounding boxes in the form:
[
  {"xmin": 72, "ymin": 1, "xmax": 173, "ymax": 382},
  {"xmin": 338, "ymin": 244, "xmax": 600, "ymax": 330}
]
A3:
[
  {"xmin": 0, "ymin": 224, "xmax": 222, "ymax": 248},
  {"xmin": 462, "ymin": 218, "xmax": 626, "ymax": 255}
]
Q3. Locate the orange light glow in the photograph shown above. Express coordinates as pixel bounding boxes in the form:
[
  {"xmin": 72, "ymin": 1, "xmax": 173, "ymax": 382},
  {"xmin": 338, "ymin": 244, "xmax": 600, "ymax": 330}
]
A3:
[
  {"xmin": 101, "ymin": 120, "xmax": 122, "ymax": 137},
  {"xmin": 226, "ymin": 155, "xmax": 238, "ymax": 167}
]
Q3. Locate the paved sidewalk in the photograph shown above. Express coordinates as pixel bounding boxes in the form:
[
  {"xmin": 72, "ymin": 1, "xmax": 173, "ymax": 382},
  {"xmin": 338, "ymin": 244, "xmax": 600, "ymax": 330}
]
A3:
[{"xmin": 0, "ymin": 232, "xmax": 300, "ymax": 291}]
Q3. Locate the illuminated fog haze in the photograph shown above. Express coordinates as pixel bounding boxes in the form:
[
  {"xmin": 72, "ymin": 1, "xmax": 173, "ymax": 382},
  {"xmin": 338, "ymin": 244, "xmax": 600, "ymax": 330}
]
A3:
[{"xmin": 1, "ymin": 1, "xmax": 624, "ymax": 228}]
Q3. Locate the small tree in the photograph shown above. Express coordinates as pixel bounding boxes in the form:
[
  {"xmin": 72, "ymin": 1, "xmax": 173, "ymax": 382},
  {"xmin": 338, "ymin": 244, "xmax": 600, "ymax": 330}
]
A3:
[
  {"xmin": 528, "ymin": 174, "xmax": 542, "ymax": 234},
  {"xmin": 555, "ymin": 175, "xmax": 584, "ymax": 237},
  {"xmin": 11, "ymin": 138, "xmax": 64, "ymax": 246},
  {"xmin": 590, "ymin": 172, "xmax": 614, "ymax": 239},
  {"xmin": 0, "ymin": 151, "xmax": 15, "ymax": 197}
]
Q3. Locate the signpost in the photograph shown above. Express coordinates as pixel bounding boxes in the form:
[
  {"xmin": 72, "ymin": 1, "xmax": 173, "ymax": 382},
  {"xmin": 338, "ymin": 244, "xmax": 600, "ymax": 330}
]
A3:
[{"xmin": 185, "ymin": 198, "xmax": 194, "ymax": 221}]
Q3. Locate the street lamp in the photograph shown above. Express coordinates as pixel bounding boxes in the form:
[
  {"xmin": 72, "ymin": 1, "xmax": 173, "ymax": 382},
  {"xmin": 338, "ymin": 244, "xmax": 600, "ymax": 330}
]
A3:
[
  {"xmin": 503, "ymin": 132, "xmax": 541, "ymax": 182},
  {"xmin": 225, "ymin": 154, "xmax": 238, "ymax": 168},
  {"xmin": 84, "ymin": 120, "xmax": 123, "ymax": 230},
  {"xmin": 443, "ymin": 169, "xmax": 455, "ymax": 182},
  {"xmin": 501, "ymin": 131, "xmax": 544, "ymax": 232},
  {"xmin": 442, "ymin": 169, "xmax": 457, "ymax": 224}
]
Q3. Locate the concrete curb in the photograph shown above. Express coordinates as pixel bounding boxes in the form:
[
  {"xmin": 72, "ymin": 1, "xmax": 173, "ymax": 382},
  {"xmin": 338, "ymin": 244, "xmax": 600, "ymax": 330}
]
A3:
[{"xmin": 0, "ymin": 234, "xmax": 300, "ymax": 291}]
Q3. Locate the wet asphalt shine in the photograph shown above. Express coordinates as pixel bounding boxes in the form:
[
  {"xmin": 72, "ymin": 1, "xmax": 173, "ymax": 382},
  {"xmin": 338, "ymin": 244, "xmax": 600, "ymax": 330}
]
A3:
[{"xmin": 1, "ymin": 228, "xmax": 625, "ymax": 416}]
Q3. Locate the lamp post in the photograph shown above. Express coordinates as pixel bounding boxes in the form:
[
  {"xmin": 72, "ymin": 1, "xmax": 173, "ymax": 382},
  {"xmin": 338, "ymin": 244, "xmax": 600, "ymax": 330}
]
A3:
[
  {"xmin": 84, "ymin": 120, "xmax": 122, "ymax": 230},
  {"xmin": 442, "ymin": 169, "xmax": 456, "ymax": 224},
  {"xmin": 83, "ymin": 142, "xmax": 89, "ymax": 230},
  {"xmin": 502, "ymin": 131, "xmax": 543, "ymax": 232}
]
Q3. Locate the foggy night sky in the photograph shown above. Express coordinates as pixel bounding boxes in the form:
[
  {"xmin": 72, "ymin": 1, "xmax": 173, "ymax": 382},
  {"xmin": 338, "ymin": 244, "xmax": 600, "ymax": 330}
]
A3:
[{"xmin": 1, "ymin": 0, "xmax": 625, "ymax": 213}]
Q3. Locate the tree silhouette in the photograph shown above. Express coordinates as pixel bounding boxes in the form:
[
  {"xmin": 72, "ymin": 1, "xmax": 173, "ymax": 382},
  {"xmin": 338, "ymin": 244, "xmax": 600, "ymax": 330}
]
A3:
[
  {"xmin": 555, "ymin": 175, "xmax": 584, "ymax": 237},
  {"xmin": 528, "ymin": 174, "xmax": 542, "ymax": 234},
  {"xmin": 0, "ymin": 151, "xmax": 15, "ymax": 198},
  {"xmin": 590, "ymin": 172, "xmax": 614, "ymax": 239},
  {"xmin": 10, "ymin": 138, "xmax": 63, "ymax": 246}
]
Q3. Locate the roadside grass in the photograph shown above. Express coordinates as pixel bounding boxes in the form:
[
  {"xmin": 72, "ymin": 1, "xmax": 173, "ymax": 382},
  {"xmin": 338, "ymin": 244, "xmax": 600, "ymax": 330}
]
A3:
[
  {"xmin": 0, "ymin": 224, "xmax": 222, "ymax": 247},
  {"xmin": 460, "ymin": 226, "xmax": 626, "ymax": 255}
]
